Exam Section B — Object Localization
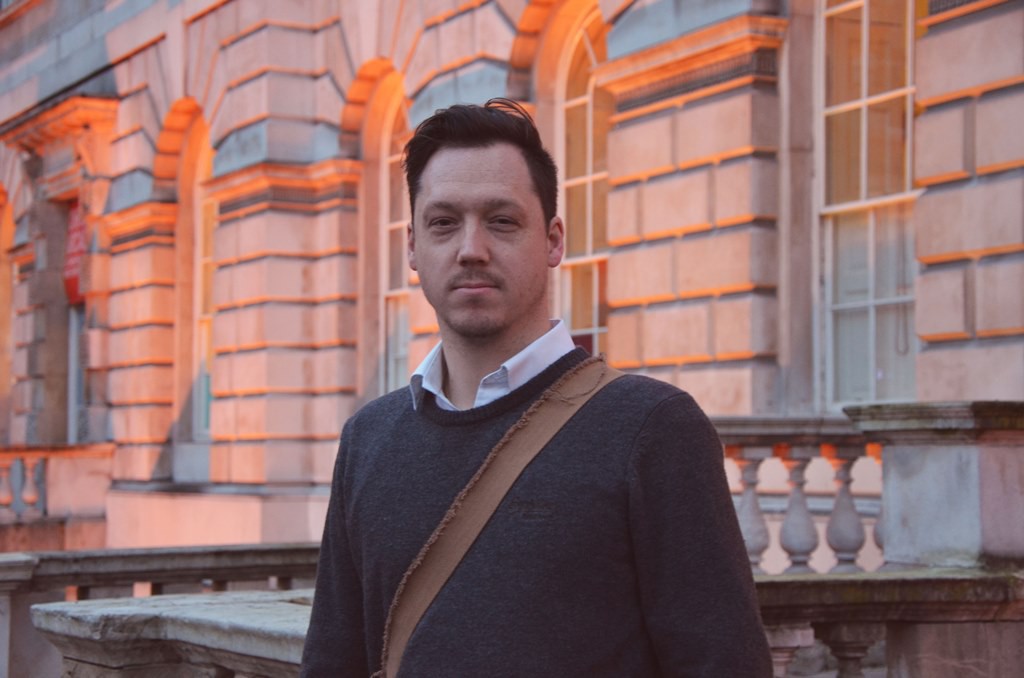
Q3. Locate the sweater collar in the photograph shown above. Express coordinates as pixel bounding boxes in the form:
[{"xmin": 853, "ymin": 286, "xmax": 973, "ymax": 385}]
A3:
[
  {"xmin": 409, "ymin": 348, "xmax": 590, "ymax": 425},
  {"xmin": 410, "ymin": 320, "xmax": 575, "ymax": 411}
]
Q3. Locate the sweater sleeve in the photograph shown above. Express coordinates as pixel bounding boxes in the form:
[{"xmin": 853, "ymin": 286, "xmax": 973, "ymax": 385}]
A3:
[
  {"xmin": 627, "ymin": 392, "xmax": 772, "ymax": 677},
  {"xmin": 300, "ymin": 434, "xmax": 369, "ymax": 677}
]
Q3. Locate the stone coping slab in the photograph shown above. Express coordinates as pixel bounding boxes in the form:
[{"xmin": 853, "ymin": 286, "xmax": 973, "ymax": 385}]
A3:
[
  {"xmin": 30, "ymin": 569, "xmax": 1024, "ymax": 674},
  {"xmin": 756, "ymin": 567, "xmax": 1024, "ymax": 626},
  {"xmin": 31, "ymin": 589, "xmax": 314, "ymax": 676}
]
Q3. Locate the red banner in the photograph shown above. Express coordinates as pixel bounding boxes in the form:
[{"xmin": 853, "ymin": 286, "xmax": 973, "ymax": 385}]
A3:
[{"xmin": 64, "ymin": 201, "xmax": 88, "ymax": 304}]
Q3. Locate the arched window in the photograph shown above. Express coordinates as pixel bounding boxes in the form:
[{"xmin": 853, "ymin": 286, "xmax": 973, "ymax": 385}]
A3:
[
  {"xmin": 381, "ymin": 99, "xmax": 412, "ymax": 392},
  {"xmin": 559, "ymin": 13, "xmax": 613, "ymax": 354},
  {"xmin": 173, "ymin": 114, "xmax": 215, "ymax": 445}
]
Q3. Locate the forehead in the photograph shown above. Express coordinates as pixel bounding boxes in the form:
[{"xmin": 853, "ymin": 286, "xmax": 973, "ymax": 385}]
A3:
[{"xmin": 417, "ymin": 143, "xmax": 539, "ymax": 210}]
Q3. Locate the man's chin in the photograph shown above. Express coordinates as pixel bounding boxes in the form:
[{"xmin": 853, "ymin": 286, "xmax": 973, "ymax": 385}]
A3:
[{"xmin": 442, "ymin": 315, "xmax": 505, "ymax": 341}]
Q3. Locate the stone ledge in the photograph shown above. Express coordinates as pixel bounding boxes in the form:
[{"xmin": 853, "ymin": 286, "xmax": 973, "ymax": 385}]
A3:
[
  {"xmin": 844, "ymin": 401, "xmax": 1024, "ymax": 443},
  {"xmin": 31, "ymin": 589, "xmax": 312, "ymax": 677},
  {"xmin": 757, "ymin": 568, "xmax": 1024, "ymax": 626}
]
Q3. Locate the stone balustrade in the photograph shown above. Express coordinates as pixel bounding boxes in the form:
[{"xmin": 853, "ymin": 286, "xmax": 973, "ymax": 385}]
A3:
[
  {"xmin": 0, "ymin": 543, "xmax": 319, "ymax": 678},
  {"xmin": 27, "ymin": 568, "xmax": 1024, "ymax": 677},
  {"xmin": 714, "ymin": 416, "xmax": 882, "ymax": 574},
  {"xmin": 0, "ymin": 452, "xmax": 44, "ymax": 520},
  {"xmin": 0, "ymin": 444, "xmax": 114, "ymax": 551}
]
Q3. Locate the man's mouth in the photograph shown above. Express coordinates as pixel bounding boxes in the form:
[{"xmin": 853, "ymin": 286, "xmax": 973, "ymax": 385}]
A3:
[{"xmin": 451, "ymin": 275, "xmax": 501, "ymax": 290}]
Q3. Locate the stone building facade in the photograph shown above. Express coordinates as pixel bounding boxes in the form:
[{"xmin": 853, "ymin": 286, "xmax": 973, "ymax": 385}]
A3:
[{"xmin": 0, "ymin": 0, "xmax": 1021, "ymax": 548}]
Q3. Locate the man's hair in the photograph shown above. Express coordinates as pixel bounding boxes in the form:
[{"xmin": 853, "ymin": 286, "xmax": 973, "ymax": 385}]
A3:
[{"xmin": 403, "ymin": 98, "xmax": 558, "ymax": 225}]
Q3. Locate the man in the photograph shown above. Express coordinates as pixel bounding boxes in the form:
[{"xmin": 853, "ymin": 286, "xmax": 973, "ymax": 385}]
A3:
[{"xmin": 301, "ymin": 99, "xmax": 772, "ymax": 676}]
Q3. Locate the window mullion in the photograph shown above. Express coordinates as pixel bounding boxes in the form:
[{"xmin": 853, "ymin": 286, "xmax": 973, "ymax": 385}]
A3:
[{"xmin": 869, "ymin": 209, "xmax": 879, "ymax": 401}]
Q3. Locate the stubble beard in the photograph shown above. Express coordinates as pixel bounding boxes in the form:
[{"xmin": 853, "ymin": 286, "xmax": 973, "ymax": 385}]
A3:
[{"xmin": 437, "ymin": 283, "xmax": 549, "ymax": 348}]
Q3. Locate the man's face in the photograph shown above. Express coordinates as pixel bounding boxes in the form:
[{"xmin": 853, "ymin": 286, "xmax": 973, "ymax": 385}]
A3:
[{"xmin": 408, "ymin": 142, "xmax": 564, "ymax": 348}]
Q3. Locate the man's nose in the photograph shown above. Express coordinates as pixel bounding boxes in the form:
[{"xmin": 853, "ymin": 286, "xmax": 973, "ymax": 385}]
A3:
[{"xmin": 456, "ymin": 221, "xmax": 490, "ymax": 264}]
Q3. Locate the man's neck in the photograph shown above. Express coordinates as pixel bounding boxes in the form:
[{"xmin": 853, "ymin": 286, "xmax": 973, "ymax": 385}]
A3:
[{"xmin": 439, "ymin": 322, "xmax": 549, "ymax": 410}]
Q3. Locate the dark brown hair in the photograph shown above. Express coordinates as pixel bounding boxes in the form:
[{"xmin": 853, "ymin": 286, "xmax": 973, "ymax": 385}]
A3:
[{"xmin": 403, "ymin": 98, "xmax": 558, "ymax": 224}]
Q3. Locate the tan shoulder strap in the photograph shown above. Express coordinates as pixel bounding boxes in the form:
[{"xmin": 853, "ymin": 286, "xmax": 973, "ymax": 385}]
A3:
[{"xmin": 376, "ymin": 357, "xmax": 623, "ymax": 678}]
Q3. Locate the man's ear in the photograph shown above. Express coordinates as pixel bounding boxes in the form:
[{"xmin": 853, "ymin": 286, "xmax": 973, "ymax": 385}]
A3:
[
  {"xmin": 407, "ymin": 222, "xmax": 417, "ymax": 271},
  {"xmin": 547, "ymin": 216, "xmax": 565, "ymax": 268}
]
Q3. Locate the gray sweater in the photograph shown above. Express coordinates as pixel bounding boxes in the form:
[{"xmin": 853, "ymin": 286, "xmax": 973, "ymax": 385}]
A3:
[{"xmin": 301, "ymin": 349, "xmax": 772, "ymax": 677}]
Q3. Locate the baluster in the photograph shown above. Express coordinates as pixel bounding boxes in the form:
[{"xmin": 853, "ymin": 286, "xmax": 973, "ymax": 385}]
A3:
[
  {"xmin": 764, "ymin": 623, "xmax": 815, "ymax": 678},
  {"xmin": 21, "ymin": 457, "xmax": 43, "ymax": 518},
  {"xmin": 866, "ymin": 443, "xmax": 884, "ymax": 557},
  {"xmin": 0, "ymin": 458, "xmax": 13, "ymax": 520},
  {"xmin": 725, "ymin": 445, "xmax": 771, "ymax": 573},
  {"xmin": 776, "ymin": 445, "xmax": 818, "ymax": 574},
  {"xmin": 823, "ymin": 445, "xmax": 865, "ymax": 573},
  {"xmin": 815, "ymin": 622, "xmax": 884, "ymax": 678}
]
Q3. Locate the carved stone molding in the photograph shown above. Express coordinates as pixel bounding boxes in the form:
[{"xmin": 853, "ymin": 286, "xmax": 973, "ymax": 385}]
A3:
[
  {"xmin": 0, "ymin": 96, "xmax": 117, "ymax": 204},
  {"xmin": 594, "ymin": 14, "xmax": 787, "ymax": 116}
]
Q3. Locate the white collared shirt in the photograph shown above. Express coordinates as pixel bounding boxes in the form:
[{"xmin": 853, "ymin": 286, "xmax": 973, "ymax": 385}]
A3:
[{"xmin": 410, "ymin": 320, "xmax": 576, "ymax": 411}]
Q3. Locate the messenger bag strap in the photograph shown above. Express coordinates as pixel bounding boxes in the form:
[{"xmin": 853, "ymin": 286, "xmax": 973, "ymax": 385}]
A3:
[{"xmin": 376, "ymin": 356, "xmax": 623, "ymax": 678}]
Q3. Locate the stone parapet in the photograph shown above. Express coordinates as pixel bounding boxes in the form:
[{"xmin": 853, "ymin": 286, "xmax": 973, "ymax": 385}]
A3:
[
  {"xmin": 846, "ymin": 401, "xmax": 1024, "ymax": 568},
  {"xmin": 0, "ymin": 544, "xmax": 317, "ymax": 678},
  {"xmin": 27, "ymin": 568, "xmax": 1024, "ymax": 678}
]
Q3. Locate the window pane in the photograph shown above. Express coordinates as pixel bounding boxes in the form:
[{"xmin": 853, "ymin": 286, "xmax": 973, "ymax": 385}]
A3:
[
  {"xmin": 572, "ymin": 332, "xmax": 594, "ymax": 354},
  {"xmin": 390, "ymin": 108, "xmax": 409, "ymax": 155},
  {"xmin": 385, "ymin": 297, "xmax": 409, "ymax": 392},
  {"xmin": 874, "ymin": 203, "xmax": 914, "ymax": 299},
  {"xmin": 389, "ymin": 159, "xmax": 406, "ymax": 222},
  {"xmin": 868, "ymin": 0, "xmax": 907, "ymax": 95},
  {"xmin": 567, "ymin": 35, "xmax": 593, "ymax": 100},
  {"xmin": 826, "ymin": 8, "xmax": 862, "ymax": 106},
  {"xmin": 834, "ymin": 308, "xmax": 870, "ymax": 401},
  {"xmin": 826, "ymin": 109, "xmax": 861, "ymax": 204},
  {"xmin": 592, "ymin": 88, "xmax": 614, "ymax": 173},
  {"xmin": 592, "ymin": 179, "xmax": 609, "ymax": 252},
  {"xmin": 565, "ymin": 103, "xmax": 587, "ymax": 179},
  {"xmin": 202, "ymin": 261, "xmax": 215, "ymax": 314},
  {"xmin": 202, "ymin": 202, "xmax": 216, "ymax": 258},
  {"xmin": 596, "ymin": 259, "xmax": 608, "ymax": 327},
  {"xmin": 867, "ymin": 96, "xmax": 907, "ymax": 197},
  {"xmin": 876, "ymin": 303, "xmax": 915, "ymax": 400},
  {"xmin": 833, "ymin": 212, "xmax": 869, "ymax": 304},
  {"xmin": 569, "ymin": 264, "xmax": 595, "ymax": 331},
  {"xmin": 565, "ymin": 184, "xmax": 588, "ymax": 257},
  {"xmin": 388, "ymin": 227, "xmax": 405, "ymax": 291}
]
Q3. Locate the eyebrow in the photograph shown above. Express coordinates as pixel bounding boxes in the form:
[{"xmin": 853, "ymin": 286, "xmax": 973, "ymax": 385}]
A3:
[{"xmin": 423, "ymin": 198, "xmax": 525, "ymax": 213}]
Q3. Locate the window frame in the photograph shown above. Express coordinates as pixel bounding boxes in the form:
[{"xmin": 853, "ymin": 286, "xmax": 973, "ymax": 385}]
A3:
[
  {"xmin": 555, "ymin": 11, "xmax": 612, "ymax": 355},
  {"xmin": 815, "ymin": 0, "xmax": 922, "ymax": 409},
  {"xmin": 380, "ymin": 96, "xmax": 413, "ymax": 393}
]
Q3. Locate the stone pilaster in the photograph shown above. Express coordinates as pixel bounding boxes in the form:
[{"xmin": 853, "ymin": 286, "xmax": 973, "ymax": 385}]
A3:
[
  {"xmin": 598, "ymin": 14, "xmax": 786, "ymax": 415},
  {"xmin": 913, "ymin": 1, "xmax": 1024, "ymax": 401},
  {"xmin": 203, "ymin": 159, "xmax": 362, "ymax": 486}
]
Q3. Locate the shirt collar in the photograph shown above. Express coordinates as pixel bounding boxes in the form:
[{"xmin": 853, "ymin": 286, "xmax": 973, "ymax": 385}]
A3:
[{"xmin": 410, "ymin": 320, "xmax": 576, "ymax": 411}]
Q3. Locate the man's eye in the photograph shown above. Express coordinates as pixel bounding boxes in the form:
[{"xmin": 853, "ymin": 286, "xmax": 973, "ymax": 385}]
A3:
[{"xmin": 490, "ymin": 218, "xmax": 518, "ymax": 231}]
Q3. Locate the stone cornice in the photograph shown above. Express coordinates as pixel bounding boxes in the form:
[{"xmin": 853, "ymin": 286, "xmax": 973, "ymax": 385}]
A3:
[
  {"xmin": 594, "ymin": 14, "xmax": 787, "ymax": 114},
  {"xmin": 0, "ymin": 96, "xmax": 117, "ymax": 154},
  {"xmin": 102, "ymin": 202, "xmax": 178, "ymax": 244},
  {"xmin": 205, "ymin": 158, "xmax": 364, "ymax": 221},
  {"xmin": 844, "ymin": 401, "xmax": 1024, "ymax": 444}
]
